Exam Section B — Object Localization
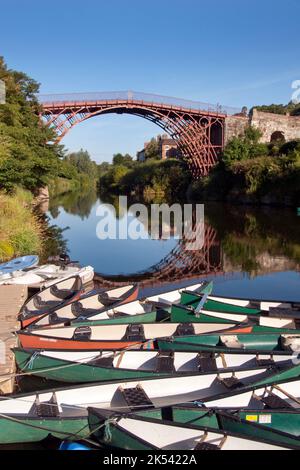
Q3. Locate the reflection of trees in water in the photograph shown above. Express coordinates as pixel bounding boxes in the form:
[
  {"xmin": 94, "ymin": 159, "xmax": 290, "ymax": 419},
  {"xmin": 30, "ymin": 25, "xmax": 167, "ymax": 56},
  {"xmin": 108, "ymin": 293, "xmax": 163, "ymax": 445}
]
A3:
[
  {"xmin": 49, "ymin": 188, "xmax": 98, "ymax": 220},
  {"xmin": 33, "ymin": 211, "xmax": 69, "ymax": 263},
  {"xmin": 205, "ymin": 204, "xmax": 300, "ymax": 275}
]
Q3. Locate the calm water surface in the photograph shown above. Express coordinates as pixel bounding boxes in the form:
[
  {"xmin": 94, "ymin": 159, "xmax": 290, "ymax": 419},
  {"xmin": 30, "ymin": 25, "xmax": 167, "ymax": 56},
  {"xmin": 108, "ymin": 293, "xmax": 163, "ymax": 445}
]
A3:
[{"xmin": 45, "ymin": 189, "xmax": 300, "ymax": 301}]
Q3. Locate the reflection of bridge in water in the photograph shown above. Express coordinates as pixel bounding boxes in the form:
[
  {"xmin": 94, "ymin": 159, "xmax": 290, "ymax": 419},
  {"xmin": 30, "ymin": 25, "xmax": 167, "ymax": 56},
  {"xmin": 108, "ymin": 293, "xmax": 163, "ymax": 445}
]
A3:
[{"xmin": 94, "ymin": 224, "xmax": 223, "ymax": 288}]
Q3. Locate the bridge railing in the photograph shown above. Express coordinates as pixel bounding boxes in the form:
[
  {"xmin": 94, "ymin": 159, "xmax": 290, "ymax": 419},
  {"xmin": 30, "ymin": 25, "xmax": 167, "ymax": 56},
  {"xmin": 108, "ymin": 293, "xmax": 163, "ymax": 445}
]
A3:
[{"xmin": 37, "ymin": 90, "xmax": 241, "ymax": 115}]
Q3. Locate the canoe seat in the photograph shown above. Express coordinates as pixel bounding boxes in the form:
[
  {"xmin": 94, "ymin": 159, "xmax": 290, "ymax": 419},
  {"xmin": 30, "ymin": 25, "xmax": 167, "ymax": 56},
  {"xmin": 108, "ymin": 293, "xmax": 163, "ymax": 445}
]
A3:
[
  {"xmin": 72, "ymin": 326, "xmax": 92, "ymax": 341},
  {"xmin": 33, "ymin": 393, "xmax": 60, "ymax": 418},
  {"xmin": 255, "ymin": 356, "xmax": 275, "ymax": 366},
  {"xmin": 111, "ymin": 310, "xmax": 130, "ymax": 318},
  {"xmin": 262, "ymin": 393, "xmax": 293, "ymax": 409},
  {"xmin": 88, "ymin": 355, "xmax": 114, "ymax": 367},
  {"xmin": 71, "ymin": 302, "xmax": 99, "ymax": 318},
  {"xmin": 219, "ymin": 335, "xmax": 244, "ymax": 349},
  {"xmin": 119, "ymin": 385, "xmax": 154, "ymax": 410},
  {"xmin": 194, "ymin": 441, "xmax": 220, "ymax": 451},
  {"xmin": 98, "ymin": 293, "xmax": 120, "ymax": 307},
  {"xmin": 48, "ymin": 312, "xmax": 73, "ymax": 325},
  {"xmin": 155, "ymin": 352, "xmax": 175, "ymax": 373},
  {"xmin": 218, "ymin": 375, "xmax": 244, "ymax": 389},
  {"xmin": 269, "ymin": 307, "xmax": 300, "ymax": 320},
  {"xmin": 50, "ymin": 284, "xmax": 76, "ymax": 300},
  {"xmin": 197, "ymin": 353, "xmax": 217, "ymax": 372},
  {"xmin": 248, "ymin": 300, "xmax": 261, "ymax": 309},
  {"xmin": 174, "ymin": 323, "xmax": 195, "ymax": 336},
  {"xmin": 33, "ymin": 295, "xmax": 58, "ymax": 310},
  {"xmin": 123, "ymin": 324, "xmax": 145, "ymax": 342}
]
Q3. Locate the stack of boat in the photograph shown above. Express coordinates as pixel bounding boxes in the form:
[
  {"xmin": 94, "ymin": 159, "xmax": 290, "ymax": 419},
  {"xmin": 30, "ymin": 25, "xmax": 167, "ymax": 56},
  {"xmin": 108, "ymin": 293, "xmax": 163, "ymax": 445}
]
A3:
[{"xmin": 2, "ymin": 257, "xmax": 300, "ymax": 450}]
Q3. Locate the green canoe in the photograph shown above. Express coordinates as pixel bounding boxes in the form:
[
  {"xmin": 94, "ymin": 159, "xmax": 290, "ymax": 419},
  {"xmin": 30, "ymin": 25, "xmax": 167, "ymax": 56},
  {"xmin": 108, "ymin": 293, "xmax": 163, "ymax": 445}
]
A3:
[
  {"xmin": 134, "ymin": 406, "xmax": 300, "ymax": 442},
  {"xmin": 0, "ymin": 415, "xmax": 89, "ymax": 444},
  {"xmin": 14, "ymin": 347, "xmax": 295, "ymax": 383},
  {"xmin": 88, "ymin": 407, "xmax": 298, "ymax": 450},
  {"xmin": 157, "ymin": 331, "xmax": 300, "ymax": 353}
]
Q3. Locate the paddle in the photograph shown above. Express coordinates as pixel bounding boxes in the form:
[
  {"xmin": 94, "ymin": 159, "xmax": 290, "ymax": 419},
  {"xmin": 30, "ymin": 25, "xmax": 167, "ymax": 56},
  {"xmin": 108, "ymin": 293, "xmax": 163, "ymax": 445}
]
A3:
[{"xmin": 194, "ymin": 292, "xmax": 209, "ymax": 318}]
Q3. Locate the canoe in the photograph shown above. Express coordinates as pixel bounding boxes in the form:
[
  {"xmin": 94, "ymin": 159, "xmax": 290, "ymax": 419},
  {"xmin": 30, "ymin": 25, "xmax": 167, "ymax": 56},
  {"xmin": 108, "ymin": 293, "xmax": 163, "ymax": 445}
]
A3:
[
  {"xmin": 27, "ymin": 281, "xmax": 213, "ymax": 329},
  {"xmin": 87, "ymin": 408, "xmax": 294, "ymax": 450},
  {"xmin": 13, "ymin": 347, "xmax": 293, "ymax": 383},
  {"xmin": 122, "ymin": 405, "xmax": 300, "ymax": 446},
  {"xmin": 1, "ymin": 363, "xmax": 300, "ymax": 444},
  {"xmin": 157, "ymin": 331, "xmax": 300, "ymax": 353},
  {"xmin": 17, "ymin": 322, "xmax": 252, "ymax": 351},
  {"xmin": 0, "ymin": 255, "xmax": 39, "ymax": 280},
  {"xmin": 20, "ymin": 284, "xmax": 139, "ymax": 329},
  {"xmin": 0, "ymin": 367, "xmax": 300, "ymax": 444},
  {"xmin": 0, "ymin": 264, "xmax": 94, "ymax": 288},
  {"xmin": 170, "ymin": 294, "xmax": 300, "ymax": 330},
  {"xmin": 18, "ymin": 276, "xmax": 85, "ymax": 328},
  {"xmin": 181, "ymin": 290, "xmax": 300, "ymax": 312}
]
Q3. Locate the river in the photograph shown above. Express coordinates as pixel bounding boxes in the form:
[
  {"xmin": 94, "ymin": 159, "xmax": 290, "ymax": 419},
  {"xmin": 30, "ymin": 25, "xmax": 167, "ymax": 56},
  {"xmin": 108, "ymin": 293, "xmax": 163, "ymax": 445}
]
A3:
[{"xmin": 44, "ymin": 189, "xmax": 300, "ymax": 301}]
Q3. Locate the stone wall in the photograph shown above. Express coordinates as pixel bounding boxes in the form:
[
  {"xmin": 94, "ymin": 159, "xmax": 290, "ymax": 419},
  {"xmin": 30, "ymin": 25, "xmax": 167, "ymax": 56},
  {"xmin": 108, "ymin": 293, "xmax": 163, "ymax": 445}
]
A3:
[
  {"xmin": 224, "ymin": 115, "xmax": 248, "ymax": 144},
  {"xmin": 224, "ymin": 109, "xmax": 300, "ymax": 144},
  {"xmin": 250, "ymin": 109, "xmax": 300, "ymax": 143}
]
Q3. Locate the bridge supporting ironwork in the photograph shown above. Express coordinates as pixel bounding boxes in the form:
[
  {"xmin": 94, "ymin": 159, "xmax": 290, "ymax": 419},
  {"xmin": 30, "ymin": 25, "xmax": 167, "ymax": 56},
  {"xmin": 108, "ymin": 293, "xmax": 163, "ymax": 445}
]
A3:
[{"xmin": 39, "ymin": 91, "xmax": 239, "ymax": 177}]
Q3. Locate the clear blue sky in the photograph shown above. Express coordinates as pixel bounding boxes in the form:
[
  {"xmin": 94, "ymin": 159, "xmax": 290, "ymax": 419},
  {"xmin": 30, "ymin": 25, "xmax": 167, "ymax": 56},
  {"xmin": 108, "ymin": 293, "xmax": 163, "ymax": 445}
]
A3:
[{"xmin": 1, "ymin": 0, "xmax": 299, "ymax": 162}]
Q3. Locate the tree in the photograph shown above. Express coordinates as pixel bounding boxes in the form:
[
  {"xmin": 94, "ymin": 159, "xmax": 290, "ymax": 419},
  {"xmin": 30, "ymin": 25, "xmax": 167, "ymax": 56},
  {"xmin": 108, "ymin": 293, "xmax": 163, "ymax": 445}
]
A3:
[
  {"xmin": 145, "ymin": 138, "xmax": 160, "ymax": 160},
  {"xmin": 112, "ymin": 153, "xmax": 134, "ymax": 167},
  {"xmin": 0, "ymin": 57, "xmax": 62, "ymax": 191}
]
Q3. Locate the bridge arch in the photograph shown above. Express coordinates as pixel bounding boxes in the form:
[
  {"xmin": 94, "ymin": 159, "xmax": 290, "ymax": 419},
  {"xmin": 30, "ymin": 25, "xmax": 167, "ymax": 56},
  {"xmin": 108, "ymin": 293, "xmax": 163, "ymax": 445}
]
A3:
[{"xmin": 39, "ymin": 91, "xmax": 235, "ymax": 177}]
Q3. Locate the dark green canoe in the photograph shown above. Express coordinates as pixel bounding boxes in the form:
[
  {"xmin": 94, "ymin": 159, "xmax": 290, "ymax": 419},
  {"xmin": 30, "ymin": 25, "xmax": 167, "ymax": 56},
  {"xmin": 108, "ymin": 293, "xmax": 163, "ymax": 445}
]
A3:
[
  {"xmin": 130, "ymin": 406, "xmax": 300, "ymax": 448},
  {"xmin": 157, "ymin": 331, "xmax": 300, "ymax": 352},
  {"xmin": 0, "ymin": 415, "xmax": 89, "ymax": 444},
  {"xmin": 88, "ymin": 407, "xmax": 299, "ymax": 450}
]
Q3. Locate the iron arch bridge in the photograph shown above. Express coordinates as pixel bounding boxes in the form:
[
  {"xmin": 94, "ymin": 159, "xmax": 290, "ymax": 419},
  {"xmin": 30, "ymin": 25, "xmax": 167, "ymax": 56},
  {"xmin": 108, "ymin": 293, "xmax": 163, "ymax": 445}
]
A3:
[{"xmin": 39, "ymin": 91, "xmax": 239, "ymax": 177}]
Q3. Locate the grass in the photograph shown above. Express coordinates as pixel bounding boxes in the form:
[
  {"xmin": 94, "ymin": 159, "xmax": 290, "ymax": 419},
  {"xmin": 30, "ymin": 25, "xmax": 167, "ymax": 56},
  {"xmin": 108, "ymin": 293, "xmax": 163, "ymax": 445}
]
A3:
[{"xmin": 0, "ymin": 188, "xmax": 42, "ymax": 261}]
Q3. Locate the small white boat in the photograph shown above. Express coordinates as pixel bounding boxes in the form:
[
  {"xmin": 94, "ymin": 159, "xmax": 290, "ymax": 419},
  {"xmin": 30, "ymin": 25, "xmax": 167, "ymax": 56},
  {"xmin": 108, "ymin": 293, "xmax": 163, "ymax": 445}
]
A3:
[{"xmin": 0, "ymin": 264, "xmax": 94, "ymax": 288}]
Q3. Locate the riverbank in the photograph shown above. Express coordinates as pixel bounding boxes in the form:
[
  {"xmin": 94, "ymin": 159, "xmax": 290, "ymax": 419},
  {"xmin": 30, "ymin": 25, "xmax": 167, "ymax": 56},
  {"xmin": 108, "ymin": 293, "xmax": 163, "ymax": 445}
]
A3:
[
  {"xmin": 189, "ymin": 159, "xmax": 300, "ymax": 207},
  {"xmin": 0, "ymin": 189, "xmax": 43, "ymax": 261}
]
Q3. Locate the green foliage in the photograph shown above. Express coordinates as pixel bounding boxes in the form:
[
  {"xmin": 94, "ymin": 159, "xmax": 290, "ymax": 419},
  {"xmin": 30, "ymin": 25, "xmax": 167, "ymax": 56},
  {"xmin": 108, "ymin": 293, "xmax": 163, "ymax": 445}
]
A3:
[
  {"xmin": 222, "ymin": 126, "xmax": 268, "ymax": 167},
  {"xmin": 251, "ymin": 101, "xmax": 300, "ymax": 116},
  {"xmin": 0, "ymin": 188, "xmax": 42, "ymax": 261},
  {"xmin": 112, "ymin": 153, "xmax": 135, "ymax": 167},
  {"xmin": 64, "ymin": 149, "xmax": 99, "ymax": 177},
  {"xmin": 0, "ymin": 57, "xmax": 62, "ymax": 191},
  {"xmin": 100, "ymin": 158, "xmax": 190, "ymax": 200}
]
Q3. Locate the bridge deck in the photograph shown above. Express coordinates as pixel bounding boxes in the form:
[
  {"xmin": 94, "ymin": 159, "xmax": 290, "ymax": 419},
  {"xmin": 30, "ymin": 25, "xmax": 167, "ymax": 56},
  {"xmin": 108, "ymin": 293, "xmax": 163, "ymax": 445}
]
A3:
[{"xmin": 0, "ymin": 285, "xmax": 27, "ymax": 394}]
